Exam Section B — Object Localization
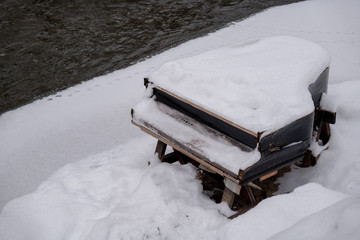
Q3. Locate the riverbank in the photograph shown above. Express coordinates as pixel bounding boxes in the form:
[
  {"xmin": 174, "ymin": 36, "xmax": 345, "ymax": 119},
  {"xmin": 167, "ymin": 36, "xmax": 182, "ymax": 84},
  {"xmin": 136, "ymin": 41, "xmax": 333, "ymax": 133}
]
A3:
[{"xmin": 0, "ymin": 0, "xmax": 300, "ymax": 115}]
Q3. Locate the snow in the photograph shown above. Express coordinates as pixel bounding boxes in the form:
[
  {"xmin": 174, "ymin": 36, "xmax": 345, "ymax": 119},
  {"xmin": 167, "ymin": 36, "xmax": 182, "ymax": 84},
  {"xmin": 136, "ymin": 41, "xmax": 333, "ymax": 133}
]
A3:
[
  {"xmin": 205, "ymin": 183, "xmax": 347, "ymax": 240},
  {"xmin": 268, "ymin": 195, "xmax": 360, "ymax": 240},
  {"xmin": 0, "ymin": 137, "xmax": 232, "ymax": 240},
  {"xmin": 1, "ymin": 0, "xmax": 360, "ymax": 239},
  {"xmin": 132, "ymin": 98, "xmax": 261, "ymax": 172},
  {"xmin": 148, "ymin": 36, "xmax": 330, "ymax": 133}
]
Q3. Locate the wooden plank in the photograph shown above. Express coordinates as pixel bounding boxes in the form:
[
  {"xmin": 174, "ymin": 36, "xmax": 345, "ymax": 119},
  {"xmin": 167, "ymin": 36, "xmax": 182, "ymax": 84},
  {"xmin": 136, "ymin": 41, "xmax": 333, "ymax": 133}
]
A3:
[
  {"xmin": 174, "ymin": 149, "xmax": 189, "ymax": 165},
  {"xmin": 299, "ymin": 149, "xmax": 313, "ymax": 167},
  {"xmin": 224, "ymin": 178, "xmax": 241, "ymax": 195},
  {"xmin": 221, "ymin": 187, "xmax": 236, "ymax": 208},
  {"xmin": 144, "ymin": 78, "xmax": 151, "ymax": 88},
  {"xmin": 154, "ymin": 140, "xmax": 167, "ymax": 161},
  {"xmin": 162, "ymin": 152, "xmax": 179, "ymax": 164},
  {"xmin": 320, "ymin": 109, "xmax": 336, "ymax": 124},
  {"xmin": 155, "ymin": 87, "xmax": 257, "ymax": 137},
  {"xmin": 259, "ymin": 170, "xmax": 278, "ymax": 181},
  {"xmin": 228, "ymin": 202, "xmax": 259, "ymax": 219},
  {"xmin": 316, "ymin": 120, "xmax": 331, "ymax": 144},
  {"xmin": 245, "ymin": 185, "xmax": 256, "ymax": 203},
  {"xmin": 132, "ymin": 120, "xmax": 240, "ymax": 184},
  {"xmin": 321, "ymin": 122, "xmax": 331, "ymax": 144}
]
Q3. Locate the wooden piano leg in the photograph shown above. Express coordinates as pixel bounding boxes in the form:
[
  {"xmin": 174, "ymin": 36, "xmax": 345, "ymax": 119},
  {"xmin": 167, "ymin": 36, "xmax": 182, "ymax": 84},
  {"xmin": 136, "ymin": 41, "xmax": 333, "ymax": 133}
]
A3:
[
  {"xmin": 245, "ymin": 185, "xmax": 256, "ymax": 204},
  {"xmin": 222, "ymin": 187, "xmax": 236, "ymax": 208},
  {"xmin": 154, "ymin": 140, "xmax": 167, "ymax": 161},
  {"xmin": 221, "ymin": 178, "xmax": 241, "ymax": 208}
]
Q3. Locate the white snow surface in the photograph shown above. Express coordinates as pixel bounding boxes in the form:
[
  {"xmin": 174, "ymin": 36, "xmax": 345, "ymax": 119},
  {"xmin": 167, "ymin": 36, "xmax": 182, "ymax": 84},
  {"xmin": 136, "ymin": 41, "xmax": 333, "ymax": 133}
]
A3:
[
  {"xmin": 1, "ymin": 0, "xmax": 360, "ymax": 239},
  {"xmin": 268, "ymin": 194, "xmax": 360, "ymax": 240},
  {"xmin": 149, "ymin": 36, "xmax": 330, "ymax": 133}
]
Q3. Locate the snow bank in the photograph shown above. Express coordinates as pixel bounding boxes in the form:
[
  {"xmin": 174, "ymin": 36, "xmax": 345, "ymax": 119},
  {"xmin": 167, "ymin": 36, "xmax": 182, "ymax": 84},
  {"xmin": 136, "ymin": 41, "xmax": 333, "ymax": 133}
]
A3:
[
  {"xmin": 149, "ymin": 36, "xmax": 330, "ymax": 133},
  {"xmin": 204, "ymin": 183, "xmax": 347, "ymax": 240},
  {"xmin": 269, "ymin": 195, "xmax": 360, "ymax": 240},
  {"xmin": 0, "ymin": 67, "xmax": 147, "ymax": 206},
  {"xmin": 0, "ymin": 141, "xmax": 348, "ymax": 240},
  {"xmin": 0, "ymin": 137, "xmax": 231, "ymax": 240}
]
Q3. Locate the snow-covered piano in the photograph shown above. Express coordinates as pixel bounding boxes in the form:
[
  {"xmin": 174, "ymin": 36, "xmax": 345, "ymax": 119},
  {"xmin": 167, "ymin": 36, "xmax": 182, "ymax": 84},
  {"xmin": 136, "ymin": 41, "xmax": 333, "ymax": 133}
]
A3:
[{"xmin": 131, "ymin": 36, "xmax": 335, "ymax": 209}]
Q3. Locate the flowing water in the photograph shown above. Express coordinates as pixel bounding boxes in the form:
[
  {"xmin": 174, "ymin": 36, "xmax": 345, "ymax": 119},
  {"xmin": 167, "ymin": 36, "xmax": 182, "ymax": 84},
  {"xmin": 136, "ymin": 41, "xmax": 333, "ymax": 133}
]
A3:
[{"xmin": 0, "ymin": 0, "xmax": 301, "ymax": 115}]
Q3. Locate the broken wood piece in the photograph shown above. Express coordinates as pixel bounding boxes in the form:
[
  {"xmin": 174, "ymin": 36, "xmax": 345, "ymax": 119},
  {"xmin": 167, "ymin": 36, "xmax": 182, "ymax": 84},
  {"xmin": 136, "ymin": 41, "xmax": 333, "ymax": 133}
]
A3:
[
  {"xmin": 245, "ymin": 185, "xmax": 256, "ymax": 203},
  {"xmin": 224, "ymin": 178, "xmax": 242, "ymax": 195},
  {"xmin": 222, "ymin": 178, "xmax": 242, "ymax": 208},
  {"xmin": 247, "ymin": 182, "xmax": 262, "ymax": 191},
  {"xmin": 155, "ymin": 140, "xmax": 167, "ymax": 161},
  {"xmin": 228, "ymin": 202, "xmax": 259, "ymax": 219},
  {"xmin": 174, "ymin": 149, "xmax": 189, "ymax": 165},
  {"xmin": 144, "ymin": 78, "xmax": 151, "ymax": 88},
  {"xmin": 316, "ymin": 119, "xmax": 331, "ymax": 144},
  {"xmin": 238, "ymin": 169, "xmax": 245, "ymax": 182},
  {"xmin": 162, "ymin": 150, "xmax": 192, "ymax": 165},
  {"xmin": 299, "ymin": 149, "xmax": 312, "ymax": 167},
  {"xmin": 162, "ymin": 152, "xmax": 178, "ymax": 164},
  {"xmin": 259, "ymin": 170, "xmax": 278, "ymax": 181},
  {"xmin": 298, "ymin": 149, "xmax": 319, "ymax": 167},
  {"xmin": 221, "ymin": 187, "xmax": 236, "ymax": 208},
  {"xmin": 319, "ymin": 109, "xmax": 336, "ymax": 124},
  {"xmin": 320, "ymin": 122, "xmax": 331, "ymax": 144}
]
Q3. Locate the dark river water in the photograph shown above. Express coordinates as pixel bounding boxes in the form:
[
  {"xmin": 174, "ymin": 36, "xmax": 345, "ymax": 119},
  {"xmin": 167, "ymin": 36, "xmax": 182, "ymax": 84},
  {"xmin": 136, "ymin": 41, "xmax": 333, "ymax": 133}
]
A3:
[{"xmin": 0, "ymin": 0, "xmax": 301, "ymax": 115}]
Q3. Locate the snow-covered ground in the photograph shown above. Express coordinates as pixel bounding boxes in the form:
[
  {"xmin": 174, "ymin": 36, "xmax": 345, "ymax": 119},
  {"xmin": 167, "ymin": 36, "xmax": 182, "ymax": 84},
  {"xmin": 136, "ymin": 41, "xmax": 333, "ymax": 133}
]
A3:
[{"xmin": 1, "ymin": 0, "xmax": 360, "ymax": 239}]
